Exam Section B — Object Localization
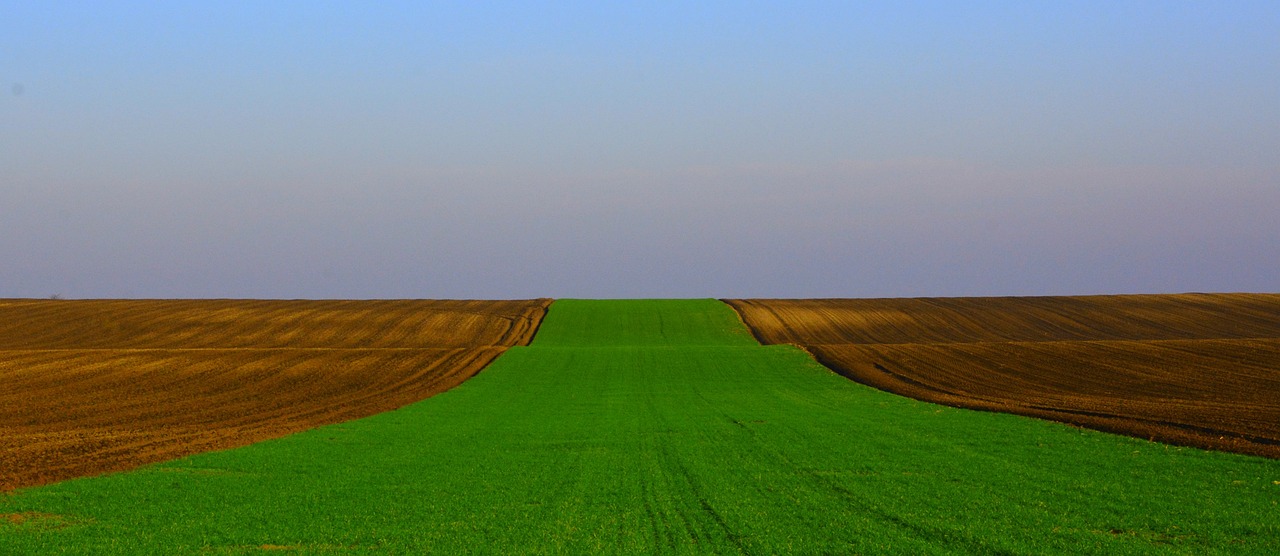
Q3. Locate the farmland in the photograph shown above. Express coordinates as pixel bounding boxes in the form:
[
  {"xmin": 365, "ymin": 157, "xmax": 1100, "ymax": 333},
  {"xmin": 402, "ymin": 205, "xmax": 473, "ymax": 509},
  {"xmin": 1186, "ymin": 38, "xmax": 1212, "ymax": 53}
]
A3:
[
  {"xmin": 0, "ymin": 299, "xmax": 549, "ymax": 349},
  {"xmin": 2, "ymin": 299, "xmax": 1277, "ymax": 554},
  {"xmin": 726, "ymin": 294, "xmax": 1280, "ymax": 457},
  {"xmin": 0, "ymin": 299, "xmax": 550, "ymax": 491}
]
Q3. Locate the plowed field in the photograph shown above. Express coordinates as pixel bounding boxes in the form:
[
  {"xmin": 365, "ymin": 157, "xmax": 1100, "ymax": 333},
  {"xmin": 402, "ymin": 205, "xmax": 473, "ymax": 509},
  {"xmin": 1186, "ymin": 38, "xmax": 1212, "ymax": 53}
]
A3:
[
  {"xmin": 0, "ymin": 299, "xmax": 546, "ymax": 349},
  {"xmin": 0, "ymin": 299, "xmax": 550, "ymax": 491},
  {"xmin": 727, "ymin": 294, "xmax": 1280, "ymax": 458}
]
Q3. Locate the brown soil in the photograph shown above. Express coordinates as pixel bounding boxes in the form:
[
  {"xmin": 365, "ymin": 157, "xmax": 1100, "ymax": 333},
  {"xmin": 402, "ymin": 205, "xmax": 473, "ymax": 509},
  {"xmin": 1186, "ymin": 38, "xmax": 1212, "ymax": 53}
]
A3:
[
  {"xmin": 0, "ymin": 299, "xmax": 550, "ymax": 492},
  {"xmin": 0, "ymin": 299, "xmax": 548, "ymax": 349},
  {"xmin": 726, "ymin": 294, "xmax": 1280, "ymax": 458}
]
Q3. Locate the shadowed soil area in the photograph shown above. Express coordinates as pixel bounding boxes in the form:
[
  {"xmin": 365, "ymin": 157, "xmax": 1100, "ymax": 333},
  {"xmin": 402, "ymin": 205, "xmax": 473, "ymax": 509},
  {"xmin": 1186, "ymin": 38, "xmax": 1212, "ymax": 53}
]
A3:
[
  {"xmin": 0, "ymin": 299, "xmax": 550, "ymax": 491},
  {"xmin": 727, "ymin": 294, "xmax": 1280, "ymax": 458}
]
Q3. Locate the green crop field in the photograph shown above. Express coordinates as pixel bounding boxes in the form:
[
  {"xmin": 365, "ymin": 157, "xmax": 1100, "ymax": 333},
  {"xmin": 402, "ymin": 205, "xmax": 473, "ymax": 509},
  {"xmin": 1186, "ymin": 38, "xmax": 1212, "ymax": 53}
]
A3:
[{"xmin": 2, "ymin": 299, "xmax": 1277, "ymax": 554}]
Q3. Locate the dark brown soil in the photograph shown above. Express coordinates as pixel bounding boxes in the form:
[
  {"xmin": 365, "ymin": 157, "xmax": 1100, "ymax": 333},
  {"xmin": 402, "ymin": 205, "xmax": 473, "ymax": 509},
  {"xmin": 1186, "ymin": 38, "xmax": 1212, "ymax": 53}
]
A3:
[
  {"xmin": 0, "ymin": 299, "xmax": 550, "ymax": 492},
  {"xmin": 727, "ymin": 294, "xmax": 1280, "ymax": 458}
]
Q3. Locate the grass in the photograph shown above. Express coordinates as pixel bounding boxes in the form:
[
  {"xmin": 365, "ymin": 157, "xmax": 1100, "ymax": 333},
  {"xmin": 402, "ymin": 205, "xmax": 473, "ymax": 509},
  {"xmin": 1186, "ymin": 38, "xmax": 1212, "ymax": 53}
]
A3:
[{"xmin": 1, "ymin": 299, "xmax": 1277, "ymax": 553}]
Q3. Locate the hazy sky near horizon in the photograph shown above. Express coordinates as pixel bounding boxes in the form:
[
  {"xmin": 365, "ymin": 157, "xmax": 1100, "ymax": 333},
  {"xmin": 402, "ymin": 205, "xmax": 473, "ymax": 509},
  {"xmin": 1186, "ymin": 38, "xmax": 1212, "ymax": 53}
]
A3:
[{"xmin": 3, "ymin": 2, "xmax": 1278, "ymax": 299}]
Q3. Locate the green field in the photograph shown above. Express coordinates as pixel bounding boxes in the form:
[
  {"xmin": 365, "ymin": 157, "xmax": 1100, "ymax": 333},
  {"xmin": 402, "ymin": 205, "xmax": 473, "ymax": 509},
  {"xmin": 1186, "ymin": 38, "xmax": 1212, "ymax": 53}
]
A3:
[{"xmin": 2, "ymin": 299, "xmax": 1277, "ymax": 554}]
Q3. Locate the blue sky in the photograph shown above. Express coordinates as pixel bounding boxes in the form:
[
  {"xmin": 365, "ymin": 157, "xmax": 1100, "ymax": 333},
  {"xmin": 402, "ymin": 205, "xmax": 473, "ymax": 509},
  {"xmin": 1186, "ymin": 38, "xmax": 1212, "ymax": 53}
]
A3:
[{"xmin": 3, "ymin": 1, "xmax": 1278, "ymax": 298}]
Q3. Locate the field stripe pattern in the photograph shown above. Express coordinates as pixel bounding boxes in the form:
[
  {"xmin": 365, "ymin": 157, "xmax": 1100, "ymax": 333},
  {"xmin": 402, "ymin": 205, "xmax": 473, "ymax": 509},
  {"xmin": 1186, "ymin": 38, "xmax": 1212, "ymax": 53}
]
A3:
[
  {"xmin": 1, "ymin": 299, "xmax": 1276, "ymax": 554},
  {"xmin": 726, "ymin": 294, "xmax": 1280, "ymax": 457},
  {"xmin": 0, "ymin": 299, "xmax": 547, "ymax": 349},
  {"xmin": 0, "ymin": 299, "xmax": 550, "ymax": 491}
]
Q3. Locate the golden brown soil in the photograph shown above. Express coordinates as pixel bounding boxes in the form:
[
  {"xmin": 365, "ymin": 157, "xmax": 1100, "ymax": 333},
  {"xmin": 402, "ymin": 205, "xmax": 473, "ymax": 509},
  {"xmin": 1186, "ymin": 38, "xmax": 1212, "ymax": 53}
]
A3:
[
  {"xmin": 0, "ymin": 299, "xmax": 550, "ymax": 491},
  {"xmin": 726, "ymin": 294, "xmax": 1280, "ymax": 458}
]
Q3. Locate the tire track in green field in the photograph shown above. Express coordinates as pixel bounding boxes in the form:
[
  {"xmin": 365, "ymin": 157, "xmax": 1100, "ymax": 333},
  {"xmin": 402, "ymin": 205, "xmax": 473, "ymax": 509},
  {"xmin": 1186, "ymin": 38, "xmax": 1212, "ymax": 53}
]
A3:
[{"xmin": 2, "ymin": 299, "xmax": 1277, "ymax": 554}]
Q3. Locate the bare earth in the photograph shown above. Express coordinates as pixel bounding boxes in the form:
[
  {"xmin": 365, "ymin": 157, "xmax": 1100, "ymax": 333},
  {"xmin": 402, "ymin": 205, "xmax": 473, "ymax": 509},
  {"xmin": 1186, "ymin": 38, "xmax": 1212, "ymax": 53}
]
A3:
[
  {"xmin": 0, "ymin": 299, "xmax": 550, "ymax": 491},
  {"xmin": 727, "ymin": 294, "xmax": 1280, "ymax": 458}
]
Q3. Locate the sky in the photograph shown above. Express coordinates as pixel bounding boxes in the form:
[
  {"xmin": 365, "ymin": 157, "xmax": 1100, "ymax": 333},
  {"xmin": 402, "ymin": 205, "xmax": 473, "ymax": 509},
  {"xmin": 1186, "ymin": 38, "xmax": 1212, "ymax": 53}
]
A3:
[{"xmin": 3, "ymin": 1, "xmax": 1278, "ymax": 299}]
